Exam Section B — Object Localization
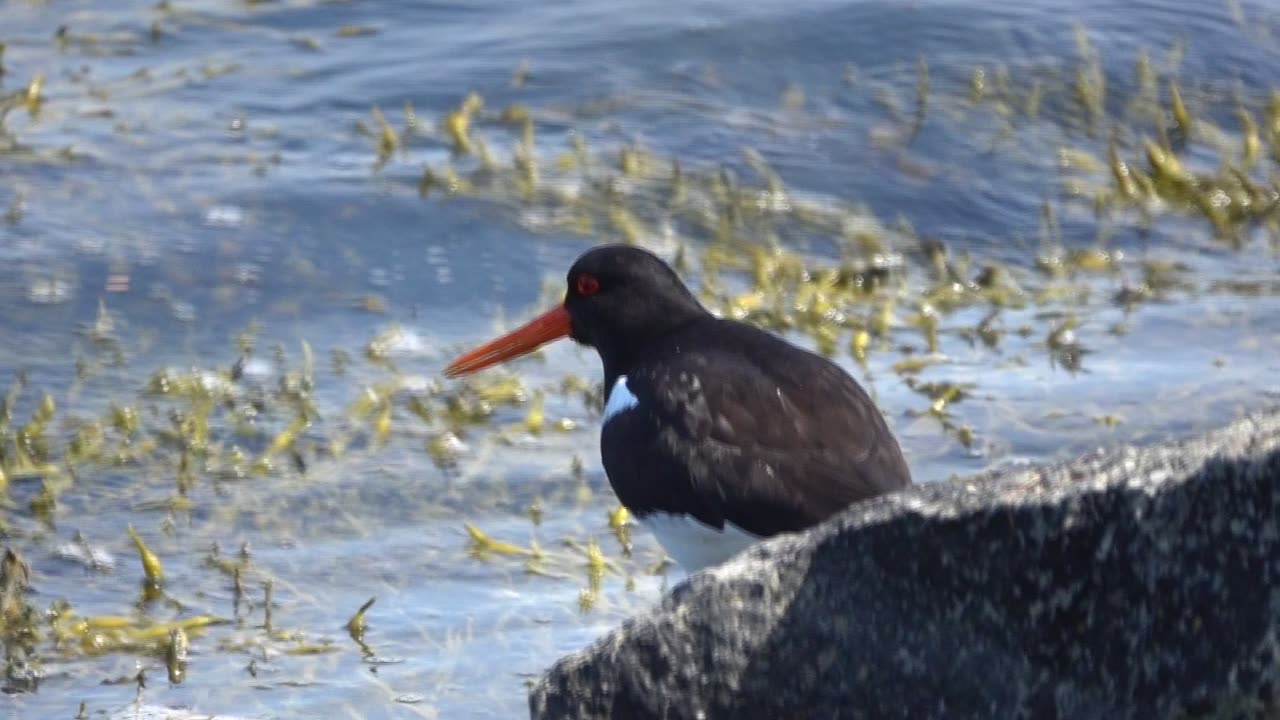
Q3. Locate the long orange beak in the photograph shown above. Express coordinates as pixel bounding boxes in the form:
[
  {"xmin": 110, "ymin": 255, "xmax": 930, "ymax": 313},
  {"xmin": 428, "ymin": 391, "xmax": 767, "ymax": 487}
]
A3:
[{"xmin": 443, "ymin": 305, "xmax": 572, "ymax": 377}]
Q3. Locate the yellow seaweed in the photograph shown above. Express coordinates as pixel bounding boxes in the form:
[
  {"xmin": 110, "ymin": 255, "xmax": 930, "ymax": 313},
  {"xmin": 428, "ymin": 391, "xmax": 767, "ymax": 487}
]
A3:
[
  {"xmin": 345, "ymin": 596, "xmax": 376, "ymax": 641},
  {"xmin": 464, "ymin": 523, "xmax": 530, "ymax": 557},
  {"xmin": 126, "ymin": 525, "xmax": 164, "ymax": 586}
]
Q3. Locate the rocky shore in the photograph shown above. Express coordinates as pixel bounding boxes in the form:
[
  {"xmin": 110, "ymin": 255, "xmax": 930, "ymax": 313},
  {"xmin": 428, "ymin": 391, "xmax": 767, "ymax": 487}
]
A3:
[{"xmin": 531, "ymin": 411, "xmax": 1280, "ymax": 719}]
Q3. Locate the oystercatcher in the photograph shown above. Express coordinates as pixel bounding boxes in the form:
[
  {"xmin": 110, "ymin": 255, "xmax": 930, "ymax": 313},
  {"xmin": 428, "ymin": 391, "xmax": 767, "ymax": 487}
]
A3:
[{"xmin": 444, "ymin": 245, "xmax": 912, "ymax": 571}]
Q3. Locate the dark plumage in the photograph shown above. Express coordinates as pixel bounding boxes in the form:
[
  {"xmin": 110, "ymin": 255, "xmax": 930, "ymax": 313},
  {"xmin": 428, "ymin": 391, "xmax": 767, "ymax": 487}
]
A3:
[{"xmin": 446, "ymin": 244, "xmax": 912, "ymax": 569}]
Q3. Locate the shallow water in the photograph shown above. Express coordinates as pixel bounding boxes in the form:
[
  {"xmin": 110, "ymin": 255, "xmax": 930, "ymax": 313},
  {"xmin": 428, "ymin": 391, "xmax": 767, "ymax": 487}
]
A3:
[{"xmin": 1, "ymin": 0, "xmax": 1279, "ymax": 717}]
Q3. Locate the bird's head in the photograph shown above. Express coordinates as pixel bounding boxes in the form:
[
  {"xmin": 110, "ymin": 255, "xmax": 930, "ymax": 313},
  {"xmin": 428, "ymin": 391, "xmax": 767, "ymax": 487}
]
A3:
[{"xmin": 444, "ymin": 245, "xmax": 705, "ymax": 377}]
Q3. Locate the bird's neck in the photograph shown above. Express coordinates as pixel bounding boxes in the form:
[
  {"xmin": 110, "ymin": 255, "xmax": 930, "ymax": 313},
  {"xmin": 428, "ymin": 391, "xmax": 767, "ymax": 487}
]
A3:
[
  {"xmin": 598, "ymin": 313, "xmax": 709, "ymax": 388},
  {"xmin": 599, "ymin": 346, "xmax": 638, "ymax": 390}
]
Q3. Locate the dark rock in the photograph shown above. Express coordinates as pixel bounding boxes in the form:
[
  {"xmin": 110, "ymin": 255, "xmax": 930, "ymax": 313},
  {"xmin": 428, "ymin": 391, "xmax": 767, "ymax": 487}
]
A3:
[{"xmin": 530, "ymin": 411, "xmax": 1280, "ymax": 720}]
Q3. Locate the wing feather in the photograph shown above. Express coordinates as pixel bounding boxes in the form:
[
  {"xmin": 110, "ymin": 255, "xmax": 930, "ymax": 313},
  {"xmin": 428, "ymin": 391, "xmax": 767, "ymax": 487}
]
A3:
[{"xmin": 600, "ymin": 319, "xmax": 911, "ymax": 537}]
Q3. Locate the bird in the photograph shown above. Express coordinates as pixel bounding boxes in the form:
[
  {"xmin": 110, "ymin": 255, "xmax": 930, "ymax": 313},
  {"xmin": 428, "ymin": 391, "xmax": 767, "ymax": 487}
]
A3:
[{"xmin": 444, "ymin": 244, "xmax": 912, "ymax": 572}]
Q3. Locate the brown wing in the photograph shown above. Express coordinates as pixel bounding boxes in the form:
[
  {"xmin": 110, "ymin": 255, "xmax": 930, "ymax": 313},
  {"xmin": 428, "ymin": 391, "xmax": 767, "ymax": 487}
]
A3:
[{"xmin": 601, "ymin": 319, "xmax": 911, "ymax": 536}]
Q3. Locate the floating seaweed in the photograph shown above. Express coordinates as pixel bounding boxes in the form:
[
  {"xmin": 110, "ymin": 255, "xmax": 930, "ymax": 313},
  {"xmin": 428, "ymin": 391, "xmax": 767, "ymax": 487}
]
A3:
[{"xmin": 0, "ymin": 7, "xmax": 1277, "ymax": 715}]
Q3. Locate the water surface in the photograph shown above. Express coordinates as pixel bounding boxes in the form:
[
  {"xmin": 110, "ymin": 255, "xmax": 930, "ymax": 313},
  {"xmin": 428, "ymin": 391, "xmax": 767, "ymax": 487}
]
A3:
[{"xmin": 1, "ymin": 0, "xmax": 1279, "ymax": 717}]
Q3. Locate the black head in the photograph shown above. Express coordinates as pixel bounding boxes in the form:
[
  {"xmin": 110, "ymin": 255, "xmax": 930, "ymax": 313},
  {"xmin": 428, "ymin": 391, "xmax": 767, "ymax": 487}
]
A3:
[
  {"xmin": 443, "ymin": 244, "xmax": 708, "ymax": 379},
  {"xmin": 564, "ymin": 245, "xmax": 707, "ymax": 354}
]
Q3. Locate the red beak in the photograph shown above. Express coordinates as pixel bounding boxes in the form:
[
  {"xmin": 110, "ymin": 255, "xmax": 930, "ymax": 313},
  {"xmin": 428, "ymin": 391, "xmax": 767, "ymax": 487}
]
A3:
[{"xmin": 443, "ymin": 305, "xmax": 572, "ymax": 377}]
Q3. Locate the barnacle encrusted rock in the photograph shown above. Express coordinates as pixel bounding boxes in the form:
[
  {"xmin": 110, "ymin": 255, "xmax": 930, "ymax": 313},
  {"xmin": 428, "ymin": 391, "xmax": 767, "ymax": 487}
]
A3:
[{"xmin": 532, "ymin": 411, "xmax": 1280, "ymax": 719}]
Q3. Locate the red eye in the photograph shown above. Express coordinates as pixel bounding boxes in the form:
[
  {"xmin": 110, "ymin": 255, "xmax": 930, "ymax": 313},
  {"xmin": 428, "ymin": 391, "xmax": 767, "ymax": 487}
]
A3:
[{"xmin": 576, "ymin": 274, "xmax": 600, "ymax": 296}]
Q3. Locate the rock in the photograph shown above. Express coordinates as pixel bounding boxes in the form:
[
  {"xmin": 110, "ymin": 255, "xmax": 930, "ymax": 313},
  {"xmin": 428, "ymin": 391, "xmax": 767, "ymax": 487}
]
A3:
[{"xmin": 530, "ymin": 411, "xmax": 1280, "ymax": 720}]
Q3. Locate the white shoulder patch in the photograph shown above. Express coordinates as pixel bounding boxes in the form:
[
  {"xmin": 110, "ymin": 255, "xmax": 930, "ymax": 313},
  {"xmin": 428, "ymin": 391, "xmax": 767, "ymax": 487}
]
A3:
[{"xmin": 603, "ymin": 375, "xmax": 640, "ymax": 423}]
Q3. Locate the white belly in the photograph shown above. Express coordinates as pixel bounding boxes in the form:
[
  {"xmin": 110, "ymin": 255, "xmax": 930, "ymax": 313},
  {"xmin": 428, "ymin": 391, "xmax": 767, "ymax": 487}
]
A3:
[{"xmin": 640, "ymin": 512, "xmax": 761, "ymax": 572}]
